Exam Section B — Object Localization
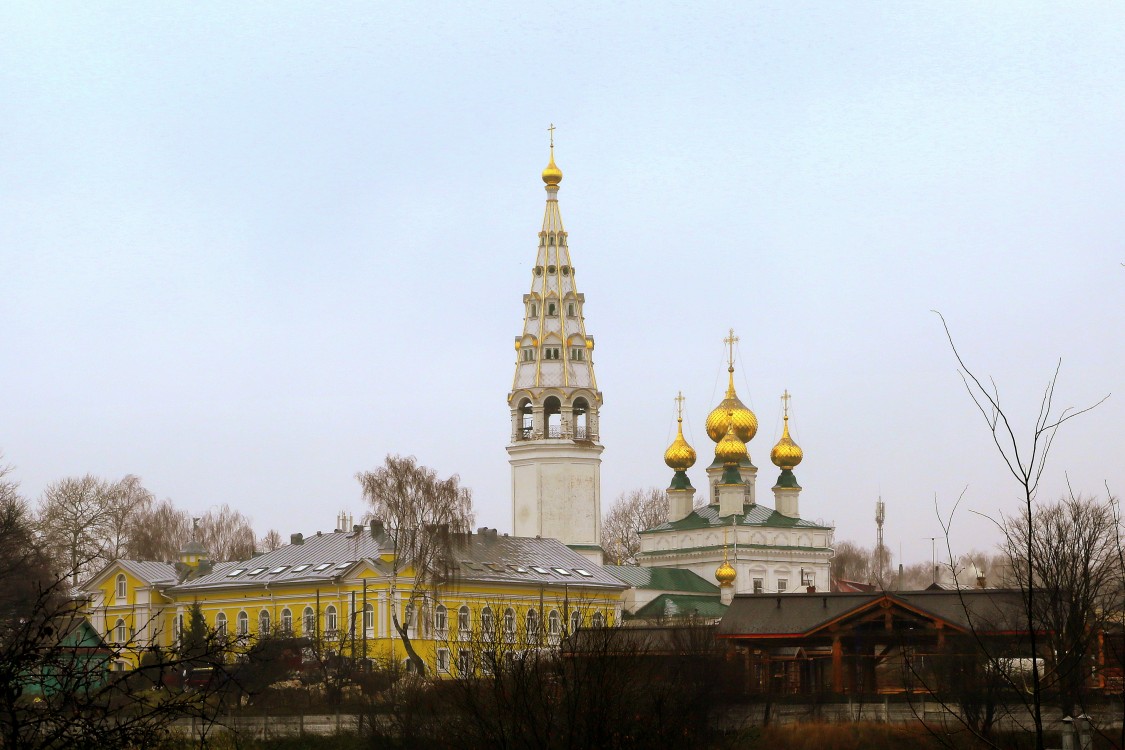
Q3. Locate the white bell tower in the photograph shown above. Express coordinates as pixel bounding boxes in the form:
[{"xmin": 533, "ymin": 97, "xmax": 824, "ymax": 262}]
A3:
[{"xmin": 507, "ymin": 131, "xmax": 605, "ymax": 564}]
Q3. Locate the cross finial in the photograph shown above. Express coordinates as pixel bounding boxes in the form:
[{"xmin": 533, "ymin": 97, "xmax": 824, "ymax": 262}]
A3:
[
  {"xmin": 674, "ymin": 390, "xmax": 685, "ymax": 421},
  {"xmin": 548, "ymin": 123, "xmax": 556, "ymax": 149},
  {"xmin": 723, "ymin": 328, "xmax": 739, "ymax": 370},
  {"xmin": 781, "ymin": 389, "xmax": 791, "ymax": 419}
]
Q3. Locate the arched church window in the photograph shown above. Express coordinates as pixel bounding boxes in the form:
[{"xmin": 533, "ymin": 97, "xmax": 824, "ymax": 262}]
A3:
[
  {"xmin": 569, "ymin": 347, "xmax": 584, "ymax": 361},
  {"xmin": 567, "ymin": 302, "xmax": 576, "ymax": 317},
  {"xmin": 529, "ymin": 303, "xmax": 537, "ymax": 317},
  {"xmin": 547, "ymin": 302, "xmax": 556, "ymax": 316}
]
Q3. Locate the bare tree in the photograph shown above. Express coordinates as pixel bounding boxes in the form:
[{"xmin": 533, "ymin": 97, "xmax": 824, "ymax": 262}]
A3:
[
  {"xmin": 125, "ymin": 497, "xmax": 192, "ymax": 561},
  {"xmin": 37, "ymin": 475, "xmax": 115, "ymax": 585},
  {"xmin": 100, "ymin": 475, "xmax": 155, "ymax": 562},
  {"xmin": 600, "ymin": 487, "xmax": 668, "ymax": 566},
  {"xmin": 936, "ymin": 311, "xmax": 1109, "ymax": 750},
  {"xmin": 357, "ymin": 455, "xmax": 474, "ymax": 674},
  {"xmin": 1000, "ymin": 493, "xmax": 1121, "ymax": 717},
  {"xmin": 198, "ymin": 503, "xmax": 257, "ymax": 562},
  {"xmin": 258, "ymin": 528, "xmax": 283, "ymax": 553}
]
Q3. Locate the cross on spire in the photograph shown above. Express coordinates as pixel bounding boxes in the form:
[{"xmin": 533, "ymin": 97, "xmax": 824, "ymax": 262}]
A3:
[
  {"xmin": 781, "ymin": 389, "xmax": 791, "ymax": 419},
  {"xmin": 548, "ymin": 123, "xmax": 556, "ymax": 148},
  {"xmin": 723, "ymin": 328, "xmax": 739, "ymax": 370},
  {"xmin": 674, "ymin": 390, "xmax": 685, "ymax": 421}
]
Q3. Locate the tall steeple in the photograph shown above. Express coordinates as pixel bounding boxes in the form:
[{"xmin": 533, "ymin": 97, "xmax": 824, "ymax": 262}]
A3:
[{"xmin": 508, "ymin": 129, "xmax": 605, "ymax": 563}]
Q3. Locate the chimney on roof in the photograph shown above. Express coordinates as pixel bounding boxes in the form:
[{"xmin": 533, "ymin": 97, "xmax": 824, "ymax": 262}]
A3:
[
  {"xmin": 369, "ymin": 520, "xmax": 384, "ymax": 538},
  {"xmin": 291, "ymin": 533, "xmax": 304, "ymax": 545}
]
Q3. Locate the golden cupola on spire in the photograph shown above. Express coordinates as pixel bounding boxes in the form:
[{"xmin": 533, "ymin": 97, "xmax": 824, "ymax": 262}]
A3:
[
  {"xmin": 664, "ymin": 392, "xmax": 697, "ymax": 472},
  {"xmin": 705, "ymin": 329, "xmax": 758, "ymax": 444},
  {"xmin": 770, "ymin": 390, "xmax": 804, "ymax": 471},
  {"xmin": 542, "ymin": 123, "xmax": 563, "ymax": 187}
]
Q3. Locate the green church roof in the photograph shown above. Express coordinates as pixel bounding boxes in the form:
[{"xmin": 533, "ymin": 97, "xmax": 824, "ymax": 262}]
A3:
[
  {"xmin": 632, "ymin": 593, "xmax": 728, "ymax": 620},
  {"xmin": 602, "ymin": 565, "xmax": 719, "ymax": 593},
  {"xmin": 640, "ymin": 502, "xmax": 830, "ymax": 533}
]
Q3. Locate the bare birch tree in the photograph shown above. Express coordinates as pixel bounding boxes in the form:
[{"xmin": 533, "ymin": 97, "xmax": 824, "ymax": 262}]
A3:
[
  {"xmin": 600, "ymin": 487, "xmax": 669, "ymax": 565},
  {"xmin": 124, "ymin": 497, "xmax": 192, "ymax": 561},
  {"xmin": 357, "ymin": 455, "xmax": 474, "ymax": 674},
  {"xmin": 198, "ymin": 503, "xmax": 256, "ymax": 562},
  {"xmin": 258, "ymin": 528, "xmax": 283, "ymax": 553}
]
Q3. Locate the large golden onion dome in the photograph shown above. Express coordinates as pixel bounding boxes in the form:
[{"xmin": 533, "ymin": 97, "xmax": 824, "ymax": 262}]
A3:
[
  {"xmin": 664, "ymin": 420, "xmax": 697, "ymax": 472},
  {"xmin": 715, "ymin": 559, "xmax": 736, "ymax": 587},
  {"xmin": 770, "ymin": 416, "xmax": 803, "ymax": 470},
  {"xmin": 542, "ymin": 146, "xmax": 563, "ymax": 186},
  {"xmin": 714, "ymin": 418, "xmax": 748, "ymax": 465},
  {"xmin": 705, "ymin": 369, "xmax": 758, "ymax": 443}
]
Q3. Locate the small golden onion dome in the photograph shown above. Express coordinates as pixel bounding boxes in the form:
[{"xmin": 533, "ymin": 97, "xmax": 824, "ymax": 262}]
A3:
[
  {"xmin": 715, "ymin": 559, "xmax": 736, "ymax": 587},
  {"xmin": 705, "ymin": 370, "xmax": 758, "ymax": 443},
  {"xmin": 664, "ymin": 420, "xmax": 697, "ymax": 471},
  {"xmin": 714, "ymin": 418, "xmax": 748, "ymax": 465},
  {"xmin": 770, "ymin": 416, "xmax": 804, "ymax": 470},
  {"xmin": 542, "ymin": 147, "xmax": 563, "ymax": 186}
]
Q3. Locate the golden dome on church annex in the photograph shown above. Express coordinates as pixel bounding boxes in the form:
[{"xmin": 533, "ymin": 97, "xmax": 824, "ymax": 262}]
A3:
[
  {"xmin": 770, "ymin": 391, "xmax": 803, "ymax": 470},
  {"xmin": 664, "ymin": 423, "xmax": 697, "ymax": 471},
  {"xmin": 715, "ymin": 559, "xmax": 736, "ymax": 587},
  {"xmin": 664, "ymin": 392, "xmax": 697, "ymax": 472}
]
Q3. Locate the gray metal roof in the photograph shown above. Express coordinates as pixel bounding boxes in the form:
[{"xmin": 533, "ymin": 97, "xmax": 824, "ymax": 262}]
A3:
[
  {"xmin": 117, "ymin": 560, "xmax": 180, "ymax": 585},
  {"xmin": 717, "ymin": 589, "xmax": 1030, "ymax": 637},
  {"xmin": 173, "ymin": 529, "xmax": 384, "ymax": 591},
  {"xmin": 171, "ymin": 529, "xmax": 626, "ymax": 592}
]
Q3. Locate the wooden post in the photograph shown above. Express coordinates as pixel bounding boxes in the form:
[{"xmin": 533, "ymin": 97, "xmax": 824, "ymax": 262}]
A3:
[{"xmin": 832, "ymin": 636, "xmax": 844, "ymax": 693}]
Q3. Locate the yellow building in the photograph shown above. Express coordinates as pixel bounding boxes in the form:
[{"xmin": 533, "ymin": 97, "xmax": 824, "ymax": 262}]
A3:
[{"xmin": 82, "ymin": 524, "xmax": 625, "ymax": 674}]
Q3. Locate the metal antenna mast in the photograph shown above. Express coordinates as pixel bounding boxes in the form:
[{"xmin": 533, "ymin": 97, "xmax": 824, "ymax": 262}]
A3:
[{"xmin": 875, "ymin": 498, "xmax": 886, "ymax": 584}]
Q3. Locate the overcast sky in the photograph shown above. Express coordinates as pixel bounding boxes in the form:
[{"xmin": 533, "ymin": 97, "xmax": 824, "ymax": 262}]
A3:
[{"xmin": 2, "ymin": 3, "xmax": 1122, "ymax": 565}]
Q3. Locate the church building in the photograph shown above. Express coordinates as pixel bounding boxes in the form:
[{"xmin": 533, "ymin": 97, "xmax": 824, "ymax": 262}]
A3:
[{"xmin": 506, "ymin": 139, "xmax": 834, "ymax": 611}]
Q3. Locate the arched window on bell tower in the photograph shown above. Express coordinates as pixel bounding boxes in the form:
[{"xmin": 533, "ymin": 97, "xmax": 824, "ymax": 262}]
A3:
[
  {"xmin": 572, "ymin": 397, "xmax": 589, "ymax": 440},
  {"xmin": 544, "ymin": 396, "xmax": 562, "ymax": 438}
]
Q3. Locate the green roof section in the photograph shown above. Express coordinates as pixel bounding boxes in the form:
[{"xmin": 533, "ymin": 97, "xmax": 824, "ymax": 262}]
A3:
[
  {"xmin": 720, "ymin": 465, "xmax": 742, "ymax": 484},
  {"xmin": 640, "ymin": 502, "xmax": 830, "ymax": 534},
  {"xmin": 668, "ymin": 471, "xmax": 692, "ymax": 490},
  {"xmin": 603, "ymin": 565, "xmax": 719, "ymax": 593},
  {"xmin": 632, "ymin": 593, "xmax": 728, "ymax": 620},
  {"xmin": 774, "ymin": 469, "xmax": 800, "ymax": 489}
]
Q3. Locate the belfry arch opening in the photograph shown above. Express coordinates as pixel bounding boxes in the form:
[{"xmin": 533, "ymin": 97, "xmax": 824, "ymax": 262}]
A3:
[
  {"xmin": 544, "ymin": 396, "xmax": 562, "ymax": 438},
  {"xmin": 518, "ymin": 399, "xmax": 532, "ymax": 439},
  {"xmin": 573, "ymin": 397, "xmax": 589, "ymax": 439}
]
